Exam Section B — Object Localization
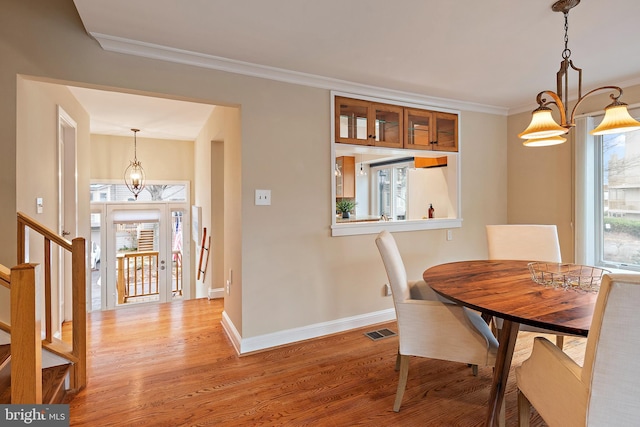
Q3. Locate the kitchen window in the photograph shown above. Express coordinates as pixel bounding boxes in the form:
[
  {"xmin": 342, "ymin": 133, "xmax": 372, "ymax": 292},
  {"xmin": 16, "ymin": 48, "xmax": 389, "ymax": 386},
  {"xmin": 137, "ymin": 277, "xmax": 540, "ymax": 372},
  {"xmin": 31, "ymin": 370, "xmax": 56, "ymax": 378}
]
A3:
[{"xmin": 371, "ymin": 162, "xmax": 409, "ymax": 220}]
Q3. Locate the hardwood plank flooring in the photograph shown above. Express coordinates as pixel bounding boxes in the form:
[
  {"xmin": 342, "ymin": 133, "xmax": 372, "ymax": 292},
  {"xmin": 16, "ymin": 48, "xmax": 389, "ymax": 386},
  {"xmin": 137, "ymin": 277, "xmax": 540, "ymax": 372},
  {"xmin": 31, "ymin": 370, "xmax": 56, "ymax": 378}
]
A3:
[{"xmin": 68, "ymin": 298, "xmax": 586, "ymax": 426}]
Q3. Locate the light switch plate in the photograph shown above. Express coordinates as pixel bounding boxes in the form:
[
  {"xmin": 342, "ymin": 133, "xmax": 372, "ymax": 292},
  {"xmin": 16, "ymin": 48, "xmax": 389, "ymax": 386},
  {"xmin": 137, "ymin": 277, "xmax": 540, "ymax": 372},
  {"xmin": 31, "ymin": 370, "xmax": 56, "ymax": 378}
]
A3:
[{"xmin": 255, "ymin": 189, "xmax": 271, "ymax": 205}]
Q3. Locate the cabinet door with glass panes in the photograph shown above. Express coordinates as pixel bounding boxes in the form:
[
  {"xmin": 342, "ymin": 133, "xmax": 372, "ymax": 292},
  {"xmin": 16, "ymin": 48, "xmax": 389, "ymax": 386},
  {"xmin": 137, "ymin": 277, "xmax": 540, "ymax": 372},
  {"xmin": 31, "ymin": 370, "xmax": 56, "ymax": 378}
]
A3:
[
  {"xmin": 335, "ymin": 97, "xmax": 403, "ymax": 148},
  {"xmin": 404, "ymin": 108, "xmax": 433, "ymax": 150},
  {"xmin": 372, "ymin": 103, "xmax": 403, "ymax": 148},
  {"xmin": 432, "ymin": 112, "xmax": 458, "ymax": 152},
  {"xmin": 405, "ymin": 109, "xmax": 458, "ymax": 152}
]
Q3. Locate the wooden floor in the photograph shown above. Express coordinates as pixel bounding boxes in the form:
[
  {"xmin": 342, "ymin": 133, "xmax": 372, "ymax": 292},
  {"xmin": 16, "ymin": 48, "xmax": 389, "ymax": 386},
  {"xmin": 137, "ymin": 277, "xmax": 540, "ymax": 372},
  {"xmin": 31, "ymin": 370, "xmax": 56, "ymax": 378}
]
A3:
[{"xmin": 68, "ymin": 298, "xmax": 587, "ymax": 426}]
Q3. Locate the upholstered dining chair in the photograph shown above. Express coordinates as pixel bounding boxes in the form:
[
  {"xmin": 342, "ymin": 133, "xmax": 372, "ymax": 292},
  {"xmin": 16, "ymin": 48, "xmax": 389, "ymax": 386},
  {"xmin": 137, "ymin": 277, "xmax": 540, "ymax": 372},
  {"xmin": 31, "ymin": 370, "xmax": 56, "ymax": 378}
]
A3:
[
  {"xmin": 516, "ymin": 273, "xmax": 640, "ymax": 426},
  {"xmin": 486, "ymin": 224, "xmax": 566, "ymax": 348},
  {"xmin": 375, "ymin": 230, "xmax": 499, "ymax": 412}
]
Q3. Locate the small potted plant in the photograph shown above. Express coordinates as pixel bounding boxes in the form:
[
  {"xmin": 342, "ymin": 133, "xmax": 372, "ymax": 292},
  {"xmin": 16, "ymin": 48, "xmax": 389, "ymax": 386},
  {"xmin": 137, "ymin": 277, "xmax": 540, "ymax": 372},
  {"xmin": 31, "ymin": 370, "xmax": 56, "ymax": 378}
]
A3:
[{"xmin": 336, "ymin": 199, "xmax": 356, "ymax": 219}]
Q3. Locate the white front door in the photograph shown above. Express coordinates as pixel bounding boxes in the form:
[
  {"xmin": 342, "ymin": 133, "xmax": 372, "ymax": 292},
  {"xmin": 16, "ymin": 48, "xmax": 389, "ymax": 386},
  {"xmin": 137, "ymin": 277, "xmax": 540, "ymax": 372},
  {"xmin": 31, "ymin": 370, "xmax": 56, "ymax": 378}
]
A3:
[{"xmin": 102, "ymin": 203, "xmax": 189, "ymax": 309}]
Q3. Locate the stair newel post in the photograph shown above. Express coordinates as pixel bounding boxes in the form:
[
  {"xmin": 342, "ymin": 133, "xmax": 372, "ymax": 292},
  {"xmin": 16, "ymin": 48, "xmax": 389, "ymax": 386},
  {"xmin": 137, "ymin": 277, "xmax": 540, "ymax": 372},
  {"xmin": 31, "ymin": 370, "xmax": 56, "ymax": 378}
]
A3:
[
  {"xmin": 10, "ymin": 263, "xmax": 42, "ymax": 404},
  {"xmin": 71, "ymin": 237, "xmax": 87, "ymax": 389}
]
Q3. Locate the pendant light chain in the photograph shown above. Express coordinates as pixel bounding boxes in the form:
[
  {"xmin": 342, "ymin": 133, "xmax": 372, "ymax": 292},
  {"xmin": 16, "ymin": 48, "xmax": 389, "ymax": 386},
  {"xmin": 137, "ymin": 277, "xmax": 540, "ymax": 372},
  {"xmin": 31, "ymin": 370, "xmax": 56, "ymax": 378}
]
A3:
[
  {"xmin": 562, "ymin": 11, "xmax": 571, "ymax": 60},
  {"xmin": 133, "ymin": 130, "xmax": 138, "ymax": 161}
]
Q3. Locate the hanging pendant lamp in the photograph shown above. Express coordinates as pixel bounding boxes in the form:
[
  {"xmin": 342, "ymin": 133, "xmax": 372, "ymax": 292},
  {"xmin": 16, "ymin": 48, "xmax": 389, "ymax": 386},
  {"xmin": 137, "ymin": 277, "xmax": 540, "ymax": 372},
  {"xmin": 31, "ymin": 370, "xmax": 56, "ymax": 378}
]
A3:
[
  {"xmin": 519, "ymin": 0, "xmax": 640, "ymax": 146},
  {"xmin": 124, "ymin": 128, "xmax": 146, "ymax": 200}
]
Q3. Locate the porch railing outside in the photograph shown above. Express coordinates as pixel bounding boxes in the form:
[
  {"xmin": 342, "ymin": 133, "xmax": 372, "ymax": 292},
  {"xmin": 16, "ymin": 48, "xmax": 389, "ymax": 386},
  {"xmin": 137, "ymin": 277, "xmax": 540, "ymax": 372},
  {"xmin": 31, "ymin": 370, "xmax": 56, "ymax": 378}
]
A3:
[
  {"xmin": 116, "ymin": 249, "xmax": 183, "ymax": 304},
  {"xmin": 116, "ymin": 251, "xmax": 159, "ymax": 304}
]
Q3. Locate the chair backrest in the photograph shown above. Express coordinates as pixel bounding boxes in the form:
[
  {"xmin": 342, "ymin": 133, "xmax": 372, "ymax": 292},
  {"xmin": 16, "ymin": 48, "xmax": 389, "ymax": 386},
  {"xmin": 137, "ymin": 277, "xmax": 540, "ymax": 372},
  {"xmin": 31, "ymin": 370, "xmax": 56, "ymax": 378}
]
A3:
[
  {"xmin": 582, "ymin": 273, "xmax": 640, "ymax": 425},
  {"xmin": 486, "ymin": 224, "xmax": 561, "ymax": 262},
  {"xmin": 375, "ymin": 230, "xmax": 410, "ymax": 304}
]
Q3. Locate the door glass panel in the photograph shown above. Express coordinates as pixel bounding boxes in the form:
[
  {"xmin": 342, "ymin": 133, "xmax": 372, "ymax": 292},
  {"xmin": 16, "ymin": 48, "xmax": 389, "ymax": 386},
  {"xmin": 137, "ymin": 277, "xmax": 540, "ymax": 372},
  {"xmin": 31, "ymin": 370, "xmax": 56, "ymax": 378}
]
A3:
[
  {"xmin": 171, "ymin": 210, "xmax": 184, "ymax": 300},
  {"xmin": 114, "ymin": 220, "xmax": 160, "ymax": 306},
  {"xmin": 90, "ymin": 211, "xmax": 102, "ymax": 311}
]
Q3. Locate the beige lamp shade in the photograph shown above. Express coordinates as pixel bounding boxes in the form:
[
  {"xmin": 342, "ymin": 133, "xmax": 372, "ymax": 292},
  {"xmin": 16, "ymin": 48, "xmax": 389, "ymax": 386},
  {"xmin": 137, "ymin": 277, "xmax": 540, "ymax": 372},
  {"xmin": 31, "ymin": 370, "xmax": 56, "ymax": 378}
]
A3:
[
  {"xmin": 523, "ymin": 135, "xmax": 567, "ymax": 147},
  {"xmin": 591, "ymin": 103, "xmax": 640, "ymax": 135},
  {"xmin": 518, "ymin": 107, "xmax": 568, "ymax": 139}
]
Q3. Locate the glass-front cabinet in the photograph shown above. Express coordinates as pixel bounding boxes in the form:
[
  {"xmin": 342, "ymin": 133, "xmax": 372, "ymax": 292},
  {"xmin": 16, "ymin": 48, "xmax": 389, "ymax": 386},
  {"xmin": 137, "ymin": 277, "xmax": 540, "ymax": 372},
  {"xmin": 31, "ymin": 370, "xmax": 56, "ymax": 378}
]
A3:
[
  {"xmin": 405, "ymin": 108, "xmax": 433, "ymax": 150},
  {"xmin": 404, "ymin": 109, "xmax": 458, "ymax": 151},
  {"xmin": 335, "ymin": 96, "xmax": 403, "ymax": 148},
  {"xmin": 372, "ymin": 103, "xmax": 403, "ymax": 148},
  {"xmin": 433, "ymin": 112, "xmax": 458, "ymax": 152},
  {"xmin": 335, "ymin": 97, "xmax": 369, "ymax": 145}
]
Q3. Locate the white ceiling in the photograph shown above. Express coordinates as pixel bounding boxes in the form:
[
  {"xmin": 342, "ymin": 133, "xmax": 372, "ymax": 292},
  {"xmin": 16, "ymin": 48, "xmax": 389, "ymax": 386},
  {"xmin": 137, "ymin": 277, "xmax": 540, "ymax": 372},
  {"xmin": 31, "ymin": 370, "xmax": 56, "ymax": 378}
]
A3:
[
  {"xmin": 68, "ymin": 87, "xmax": 215, "ymax": 140},
  {"xmin": 71, "ymin": 0, "xmax": 640, "ymax": 139}
]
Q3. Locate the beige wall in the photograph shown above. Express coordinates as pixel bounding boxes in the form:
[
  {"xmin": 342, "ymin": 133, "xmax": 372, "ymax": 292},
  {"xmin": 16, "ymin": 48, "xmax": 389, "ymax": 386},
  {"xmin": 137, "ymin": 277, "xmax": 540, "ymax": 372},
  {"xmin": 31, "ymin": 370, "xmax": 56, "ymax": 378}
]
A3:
[
  {"xmin": 91, "ymin": 134, "xmax": 194, "ymax": 183},
  {"xmin": 193, "ymin": 106, "xmax": 241, "ymax": 326},
  {"xmin": 507, "ymin": 84, "xmax": 640, "ymax": 263},
  {"xmin": 2, "ymin": 0, "xmax": 509, "ymax": 342},
  {"xmin": 13, "ymin": 77, "xmax": 91, "ymax": 330}
]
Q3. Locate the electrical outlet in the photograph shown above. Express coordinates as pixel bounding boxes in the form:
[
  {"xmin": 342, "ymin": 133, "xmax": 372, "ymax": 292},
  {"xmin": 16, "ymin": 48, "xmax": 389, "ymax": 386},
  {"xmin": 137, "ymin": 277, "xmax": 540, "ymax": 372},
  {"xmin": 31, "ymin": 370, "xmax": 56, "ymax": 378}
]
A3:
[
  {"xmin": 255, "ymin": 189, "xmax": 271, "ymax": 205},
  {"xmin": 226, "ymin": 279, "xmax": 231, "ymax": 295},
  {"xmin": 446, "ymin": 229, "xmax": 453, "ymax": 241}
]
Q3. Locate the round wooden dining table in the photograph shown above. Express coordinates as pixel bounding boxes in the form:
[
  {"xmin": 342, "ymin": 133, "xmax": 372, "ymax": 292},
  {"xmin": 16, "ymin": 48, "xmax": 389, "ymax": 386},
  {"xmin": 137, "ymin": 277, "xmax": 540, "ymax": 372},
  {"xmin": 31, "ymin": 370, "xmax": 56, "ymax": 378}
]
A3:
[{"xmin": 423, "ymin": 259, "xmax": 598, "ymax": 427}]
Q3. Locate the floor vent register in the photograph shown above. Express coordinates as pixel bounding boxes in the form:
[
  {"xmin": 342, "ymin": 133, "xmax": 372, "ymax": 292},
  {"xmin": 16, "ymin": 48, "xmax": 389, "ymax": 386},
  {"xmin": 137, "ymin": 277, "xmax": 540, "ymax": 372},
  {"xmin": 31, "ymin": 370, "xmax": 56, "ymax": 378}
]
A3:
[{"xmin": 364, "ymin": 328, "xmax": 397, "ymax": 341}]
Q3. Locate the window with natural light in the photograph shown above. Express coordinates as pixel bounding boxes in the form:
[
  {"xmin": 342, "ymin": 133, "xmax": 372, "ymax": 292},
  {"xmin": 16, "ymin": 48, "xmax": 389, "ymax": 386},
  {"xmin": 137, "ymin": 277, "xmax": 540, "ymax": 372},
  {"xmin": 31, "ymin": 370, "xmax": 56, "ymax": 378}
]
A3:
[
  {"xmin": 372, "ymin": 162, "xmax": 409, "ymax": 220},
  {"xmin": 600, "ymin": 128, "xmax": 640, "ymax": 268},
  {"xmin": 579, "ymin": 108, "xmax": 640, "ymax": 271}
]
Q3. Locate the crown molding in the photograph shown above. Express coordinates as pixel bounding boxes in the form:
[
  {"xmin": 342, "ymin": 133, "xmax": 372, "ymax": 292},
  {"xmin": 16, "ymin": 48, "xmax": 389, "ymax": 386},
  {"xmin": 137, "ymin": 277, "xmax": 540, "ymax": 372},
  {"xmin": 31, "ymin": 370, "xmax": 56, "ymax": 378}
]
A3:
[{"xmin": 90, "ymin": 32, "xmax": 508, "ymax": 116}]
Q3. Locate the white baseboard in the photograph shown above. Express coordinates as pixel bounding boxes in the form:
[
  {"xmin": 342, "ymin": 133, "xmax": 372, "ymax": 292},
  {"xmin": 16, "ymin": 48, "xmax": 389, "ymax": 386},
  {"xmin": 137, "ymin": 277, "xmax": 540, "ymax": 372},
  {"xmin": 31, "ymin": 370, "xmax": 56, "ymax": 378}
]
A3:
[
  {"xmin": 221, "ymin": 310, "xmax": 241, "ymax": 354},
  {"xmin": 221, "ymin": 308, "xmax": 396, "ymax": 355},
  {"xmin": 208, "ymin": 287, "xmax": 224, "ymax": 299}
]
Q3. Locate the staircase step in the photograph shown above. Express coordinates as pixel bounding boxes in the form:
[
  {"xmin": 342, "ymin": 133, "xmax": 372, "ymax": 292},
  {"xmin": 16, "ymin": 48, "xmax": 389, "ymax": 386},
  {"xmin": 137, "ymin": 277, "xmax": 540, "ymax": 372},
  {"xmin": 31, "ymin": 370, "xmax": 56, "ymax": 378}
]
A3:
[
  {"xmin": 0, "ymin": 344, "xmax": 9, "ymax": 371},
  {"xmin": 42, "ymin": 364, "xmax": 72, "ymax": 404},
  {"xmin": 0, "ymin": 360, "xmax": 71, "ymax": 404},
  {"xmin": 0, "ymin": 346, "xmax": 11, "ymax": 403}
]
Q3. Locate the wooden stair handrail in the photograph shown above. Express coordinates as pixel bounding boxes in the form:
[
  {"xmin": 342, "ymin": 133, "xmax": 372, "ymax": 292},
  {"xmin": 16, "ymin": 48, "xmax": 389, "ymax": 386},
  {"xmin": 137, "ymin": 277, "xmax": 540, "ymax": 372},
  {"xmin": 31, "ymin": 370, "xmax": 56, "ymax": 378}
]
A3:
[
  {"xmin": 11, "ymin": 212, "xmax": 87, "ymax": 402},
  {"xmin": 0, "ymin": 264, "xmax": 10, "ymax": 289},
  {"xmin": 17, "ymin": 212, "xmax": 72, "ymax": 254}
]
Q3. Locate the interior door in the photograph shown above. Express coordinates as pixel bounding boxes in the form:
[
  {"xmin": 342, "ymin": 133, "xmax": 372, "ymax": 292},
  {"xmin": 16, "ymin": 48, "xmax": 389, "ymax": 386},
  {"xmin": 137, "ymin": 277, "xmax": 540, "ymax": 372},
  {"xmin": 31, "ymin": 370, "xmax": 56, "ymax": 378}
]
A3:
[{"xmin": 58, "ymin": 106, "xmax": 78, "ymax": 325}]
